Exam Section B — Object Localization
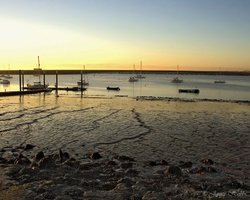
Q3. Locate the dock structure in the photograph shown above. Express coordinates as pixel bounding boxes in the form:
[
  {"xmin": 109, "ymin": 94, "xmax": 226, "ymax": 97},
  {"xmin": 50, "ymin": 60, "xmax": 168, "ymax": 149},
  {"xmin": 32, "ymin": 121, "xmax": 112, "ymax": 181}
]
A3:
[{"xmin": 1, "ymin": 69, "xmax": 87, "ymax": 97}]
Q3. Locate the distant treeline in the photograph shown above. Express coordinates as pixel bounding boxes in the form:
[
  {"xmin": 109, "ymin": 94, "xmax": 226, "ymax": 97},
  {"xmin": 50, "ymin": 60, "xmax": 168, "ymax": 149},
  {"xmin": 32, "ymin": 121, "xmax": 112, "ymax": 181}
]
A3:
[{"xmin": 0, "ymin": 70, "xmax": 250, "ymax": 76}]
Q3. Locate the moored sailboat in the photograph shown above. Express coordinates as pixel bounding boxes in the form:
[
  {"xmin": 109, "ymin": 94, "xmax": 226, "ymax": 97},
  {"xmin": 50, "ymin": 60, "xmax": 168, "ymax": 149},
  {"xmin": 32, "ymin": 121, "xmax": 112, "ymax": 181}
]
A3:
[
  {"xmin": 129, "ymin": 64, "xmax": 139, "ymax": 82},
  {"xmin": 77, "ymin": 65, "xmax": 89, "ymax": 86},
  {"xmin": 27, "ymin": 57, "xmax": 49, "ymax": 90},
  {"xmin": 171, "ymin": 65, "xmax": 183, "ymax": 83},
  {"xmin": 135, "ymin": 61, "xmax": 146, "ymax": 79}
]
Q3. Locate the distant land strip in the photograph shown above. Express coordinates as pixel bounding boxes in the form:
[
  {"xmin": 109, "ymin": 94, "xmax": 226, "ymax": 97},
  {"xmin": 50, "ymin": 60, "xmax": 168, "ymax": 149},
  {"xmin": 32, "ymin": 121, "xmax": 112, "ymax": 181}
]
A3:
[{"xmin": 0, "ymin": 70, "xmax": 250, "ymax": 76}]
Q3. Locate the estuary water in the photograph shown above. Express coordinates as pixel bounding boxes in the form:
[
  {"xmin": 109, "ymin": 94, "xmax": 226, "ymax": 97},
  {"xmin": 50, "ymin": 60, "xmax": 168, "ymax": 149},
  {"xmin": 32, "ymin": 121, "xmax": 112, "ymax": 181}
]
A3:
[{"xmin": 1, "ymin": 73, "xmax": 250, "ymax": 101}]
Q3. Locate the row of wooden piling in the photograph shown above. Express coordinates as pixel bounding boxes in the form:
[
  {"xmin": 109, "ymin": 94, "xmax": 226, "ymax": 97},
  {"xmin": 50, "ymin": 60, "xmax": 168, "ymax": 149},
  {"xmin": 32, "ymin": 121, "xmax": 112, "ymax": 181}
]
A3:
[{"xmin": 1, "ymin": 70, "xmax": 85, "ymax": 97}]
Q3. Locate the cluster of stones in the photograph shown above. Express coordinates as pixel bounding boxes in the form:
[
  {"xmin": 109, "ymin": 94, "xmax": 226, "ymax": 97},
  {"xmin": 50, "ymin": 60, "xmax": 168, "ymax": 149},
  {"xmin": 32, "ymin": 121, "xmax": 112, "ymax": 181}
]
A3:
[{"xmin": 0, "ymin": 144, "xmax": 249, "ymax": 199}]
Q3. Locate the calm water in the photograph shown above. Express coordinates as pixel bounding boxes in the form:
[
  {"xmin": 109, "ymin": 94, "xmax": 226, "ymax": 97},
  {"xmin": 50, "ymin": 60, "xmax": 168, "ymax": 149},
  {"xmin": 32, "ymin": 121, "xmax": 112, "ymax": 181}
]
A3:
[{"xmin": 1, "ymin": 73, "xmax": 250, "ymax": 101}]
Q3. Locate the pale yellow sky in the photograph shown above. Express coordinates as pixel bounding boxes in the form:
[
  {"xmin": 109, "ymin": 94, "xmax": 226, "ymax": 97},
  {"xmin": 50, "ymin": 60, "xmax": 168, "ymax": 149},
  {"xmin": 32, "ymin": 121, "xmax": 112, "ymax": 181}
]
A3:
[{"xmin": 1, "ymin": 1, "xmax": 250, "ymax": 71}]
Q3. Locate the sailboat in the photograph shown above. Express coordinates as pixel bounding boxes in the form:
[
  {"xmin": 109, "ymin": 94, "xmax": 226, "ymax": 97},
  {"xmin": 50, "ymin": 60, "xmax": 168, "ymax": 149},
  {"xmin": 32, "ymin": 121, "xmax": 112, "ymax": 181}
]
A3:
[
  {"xmin": 171, "ymin": 65, "xmax": 183, "ymax": 83},
  {"xmin": 33, "ymin": 56, "xmax": 43, "ymax": 76},
  {"xmin": 3, "ymin": 74, "xmax": 13, "ymax": 79},
  {"xmin": 128, "ymin": 64, "xmax": 139, "ymax": 82},
  {"xmin": 27, "ymin": 56, "xmax": 49, "ymax": 90},
  {"xmin": 135, "ymin": 61, "xmax": 146, "ymax": 79},
  {"xmin": 214, "ymin": 69, "xmax": 226, "ymax": 83},
  {"xmin": 77, "ymin": 65, "xmax": 89, "ymax": 87},
  {"xmin": 2, "ymin": 65, "xmax": 13, "ymax": 79}
]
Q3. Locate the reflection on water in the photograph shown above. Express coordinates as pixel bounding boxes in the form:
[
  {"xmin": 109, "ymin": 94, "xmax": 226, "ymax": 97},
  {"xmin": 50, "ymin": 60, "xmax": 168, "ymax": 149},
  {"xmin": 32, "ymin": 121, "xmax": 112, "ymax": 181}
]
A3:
[{"xmin": 1, "ymin": 73, "xmax": 250, "ymax": 100}]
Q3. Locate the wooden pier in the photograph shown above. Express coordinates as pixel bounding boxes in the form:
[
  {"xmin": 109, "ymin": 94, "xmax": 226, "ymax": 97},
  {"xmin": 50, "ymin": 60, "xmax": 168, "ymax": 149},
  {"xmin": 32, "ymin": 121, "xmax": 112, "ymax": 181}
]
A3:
[
  {"xmin": 22, "ymin": 87, "xmax": 87, "ymax": 92},
  {"xmin": 0, "ymin": 68, "xmax": 87, "ymax": 97}
]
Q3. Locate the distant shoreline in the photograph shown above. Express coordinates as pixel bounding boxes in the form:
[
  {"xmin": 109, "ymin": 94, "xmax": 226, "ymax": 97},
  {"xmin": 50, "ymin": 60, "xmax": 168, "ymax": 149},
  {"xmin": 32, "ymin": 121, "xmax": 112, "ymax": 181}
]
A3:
[{"xmin": 0, "ymin": 69, "xmax": 250, "ymax": 76}]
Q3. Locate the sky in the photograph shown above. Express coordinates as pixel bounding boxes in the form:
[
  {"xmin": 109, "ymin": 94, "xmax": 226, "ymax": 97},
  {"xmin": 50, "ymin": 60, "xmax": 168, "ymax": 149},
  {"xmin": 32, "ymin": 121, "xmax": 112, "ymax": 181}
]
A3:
[{"xmin": 0, "ymin": 0, "xmax": 250, "ymax": 71}]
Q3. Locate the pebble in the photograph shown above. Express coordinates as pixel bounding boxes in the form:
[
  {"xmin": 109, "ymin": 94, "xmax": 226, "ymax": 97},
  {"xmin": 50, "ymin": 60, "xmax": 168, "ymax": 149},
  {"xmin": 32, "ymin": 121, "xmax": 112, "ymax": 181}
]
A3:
[
  {"xmin": 35, "ymin": 151, "xmax": 45, "ymax": 161},
  {"xmin": 201, "ymin": 159, "xmax": 214, "ymax": 165},
  {"xmin": 90, "ymin": 152, "xmax": 102, "ymax": 160},
  {"xmin": 24, "ymin": 144, "xmax": 36, "ymax": 151},
  {"xmin": 1, "ymin": 149, "xmax": 249, "ymax": 200},
  {"xmin": 165, "ymin": 165, "xmax": 182, "ymax": 176}
]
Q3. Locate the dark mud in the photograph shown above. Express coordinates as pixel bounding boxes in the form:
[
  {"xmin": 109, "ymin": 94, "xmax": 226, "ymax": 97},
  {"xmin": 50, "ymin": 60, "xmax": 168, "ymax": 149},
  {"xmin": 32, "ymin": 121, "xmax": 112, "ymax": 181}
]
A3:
[{"xmin": 1, "ymin": 146, "xmax": 249, "ymax": 200}]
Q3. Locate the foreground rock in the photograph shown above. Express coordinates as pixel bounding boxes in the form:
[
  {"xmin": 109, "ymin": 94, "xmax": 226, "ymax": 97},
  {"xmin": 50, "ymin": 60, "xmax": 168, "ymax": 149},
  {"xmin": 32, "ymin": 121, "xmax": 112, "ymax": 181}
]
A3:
[{"xmin": 0, "ymin": 147, "xmax": 249, "ymax": 200}]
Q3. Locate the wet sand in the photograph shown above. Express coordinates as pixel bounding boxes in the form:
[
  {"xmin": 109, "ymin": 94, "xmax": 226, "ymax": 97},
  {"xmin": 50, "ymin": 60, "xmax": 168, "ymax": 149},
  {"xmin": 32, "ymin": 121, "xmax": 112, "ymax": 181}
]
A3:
[{"xmin": 0, "ymin": 95, "xmax": 250, "ymax": 199}]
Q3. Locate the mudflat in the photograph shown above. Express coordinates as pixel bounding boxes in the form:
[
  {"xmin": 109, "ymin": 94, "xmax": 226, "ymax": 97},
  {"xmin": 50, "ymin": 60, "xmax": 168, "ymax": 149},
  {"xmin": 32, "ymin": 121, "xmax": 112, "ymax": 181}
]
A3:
[{"xmin": 0, "ymin": 96, "xmax": 249, "ymax": 199}]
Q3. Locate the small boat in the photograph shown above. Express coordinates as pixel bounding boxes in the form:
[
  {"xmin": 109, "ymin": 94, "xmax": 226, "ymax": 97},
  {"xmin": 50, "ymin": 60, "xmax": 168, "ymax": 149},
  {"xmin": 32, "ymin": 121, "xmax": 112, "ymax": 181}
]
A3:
[
  {"xmin": 171, "ymin": 65, "xmax": 183, "ymax": 83},
  {"xmin": 135, "ymin": 61, "xmax": 146, "ymax": 79},
  {"xmin": 214, "ymin": 80, "xmax": 226, "ymax": 84},
  {"xmin": 129, "ymin": 64, "xmax": 139, "ymax": 82},
  {"xmin": 78, "ymin": 65, "xmax": 89, "ymax": 86},
  {"xmin": 172, "ymin": 77, "xmax": 183, "ymax": 83},
  {"xmin": 179, "ymin": 89, "xmax": 200, "ymax": 94},
  {"xmin": 26, "ymin": 81, "xmax": 49, "ymax": 90},
  {"xmin": 0, "ymin": 79, "xmax": 10, "ymax": 84},
  {"xmin": 71, "ymin": 87, "xmax": 87, "ymax": 91},
  {"xmin": 129, "ymin": 76, "xmax": 138, "ymax": 82},
  {"xmin": 106, "ymin": 86, "xmax": 120, "ymax": 91},
  {"xmin": 2, "ymin": 74, "xmax": 13, "ymax": 79},
  {"xmin": 2, "ymin": 65, "xmax": 13, "ymax": 79},
  {"xmin": 77, "ymin": 80, "xmax": 89, "ymax": 87}
]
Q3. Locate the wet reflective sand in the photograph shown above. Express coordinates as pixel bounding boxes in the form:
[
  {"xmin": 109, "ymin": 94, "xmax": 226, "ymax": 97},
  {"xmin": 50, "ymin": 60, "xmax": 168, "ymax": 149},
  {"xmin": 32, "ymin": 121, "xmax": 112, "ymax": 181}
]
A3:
[
  {"xmin": 0, "ymin": 95, "xmax": 250, "ymax": 198},
  {"xmin": 1, "ymin": 95, "xmax": 249, "ymax": 171}
]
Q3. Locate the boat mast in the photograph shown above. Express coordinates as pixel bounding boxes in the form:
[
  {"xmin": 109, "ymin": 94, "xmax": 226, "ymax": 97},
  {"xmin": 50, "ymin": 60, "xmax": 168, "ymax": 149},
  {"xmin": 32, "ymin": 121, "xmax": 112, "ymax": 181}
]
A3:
[
  {"xmin": 140, "ymin": 61, "xmax": 142, "ymax": 76},
  {"xmin": 83, "ymin": 65, "xmax": 86, "ymax": 82},
  {"xmin": 38, "ymin": 56, "xmax": 41, "ymax": 69}
]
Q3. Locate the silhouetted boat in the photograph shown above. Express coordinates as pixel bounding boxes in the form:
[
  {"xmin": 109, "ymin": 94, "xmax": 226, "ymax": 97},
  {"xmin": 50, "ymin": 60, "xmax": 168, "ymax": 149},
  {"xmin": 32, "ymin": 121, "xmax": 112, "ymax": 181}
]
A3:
[
  {"xmin": 77, "ymin": 80, "xmax": 89, "ymax": 87},
  {"xmin": 27, "ymin": 81, "xmax": 49, "ymax": 90},
  {"xmin": 77, "ymin": 65, "xmax": 89, "ymax": 86},
  {"xmin": 179, "ymin": 89, "xmax": 200, "ymax": 94},
  {"xmin": 0, "ymin": 79, "xmax": 10, "ymax": 84},
  {"xmin": 106, "ymin": 86, "xmax": 120, "ymax": 91},
  {"xmin": 71, "ymin": 87, "xmax": 87, "ymax": 91}
]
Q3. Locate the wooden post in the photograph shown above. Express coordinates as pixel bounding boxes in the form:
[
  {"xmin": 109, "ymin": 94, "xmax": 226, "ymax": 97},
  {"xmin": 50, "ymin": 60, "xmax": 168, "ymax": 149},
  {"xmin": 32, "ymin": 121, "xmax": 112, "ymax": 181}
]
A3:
[
  {"xmin": 19, "ymin": 70, "xmax": 22, "ymax": 92},
  {"xmin": 81, "ymin": 70, "xmax": 83, "ymax": 97},
  {"xmin": 43, "ymin": 71, "xmax": 46, "ymax": 88},
  {"xmin": 56, "ymin": 71, "xmax": 58, "ymax": 95},
  {"xmin": 22, "ymin": 72, "xmax": 24, "ymax": 91}
]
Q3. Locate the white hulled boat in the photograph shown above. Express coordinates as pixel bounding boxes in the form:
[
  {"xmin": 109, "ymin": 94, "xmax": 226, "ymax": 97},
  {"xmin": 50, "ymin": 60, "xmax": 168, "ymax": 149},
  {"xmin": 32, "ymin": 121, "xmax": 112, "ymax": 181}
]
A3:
[{"xmin": 171, "ymin": 65, "xmax": 183, "ymax": 83}]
